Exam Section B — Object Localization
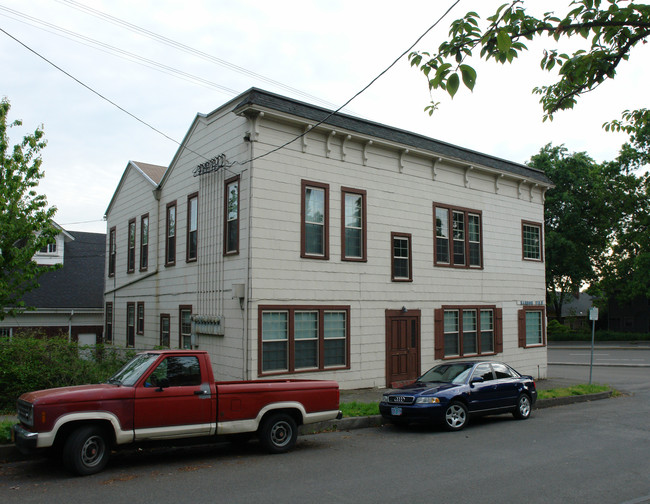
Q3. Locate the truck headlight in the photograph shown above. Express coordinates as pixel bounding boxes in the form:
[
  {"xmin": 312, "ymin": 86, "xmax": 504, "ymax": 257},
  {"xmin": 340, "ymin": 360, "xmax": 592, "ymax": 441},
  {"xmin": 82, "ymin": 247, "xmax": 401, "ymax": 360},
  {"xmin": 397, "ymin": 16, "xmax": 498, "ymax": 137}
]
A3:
[{"xmin": 415, "ymin": 397, "xmax": 440, "ymax": 404}]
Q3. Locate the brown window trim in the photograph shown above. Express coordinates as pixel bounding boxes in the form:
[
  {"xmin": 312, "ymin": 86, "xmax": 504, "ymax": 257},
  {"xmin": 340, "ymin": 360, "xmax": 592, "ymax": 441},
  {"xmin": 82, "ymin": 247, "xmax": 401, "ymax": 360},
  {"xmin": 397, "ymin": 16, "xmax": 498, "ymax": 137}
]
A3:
[
  {"xmin": 136, "ymin": 301, "xmax": 145, "ymax": 335},
  {"xmin": 258, "ymin": 305, "xmax": 350, "ymax": 376},
  {"xmin": 522, "ymin": 220, "xmax": 544, "ymax": 262},
  {"xmin": 140, "ymin": 213, "xmax": 149, "ymax": 271},
  {"xmin": 165, "ymin": 201, "xmax": 177, "ymax": 266},
  {"xmin": 224, "ymin": 175, "xmax": 240, "ymax": 256},
  {"xmin": 160, "ymin": 313, "xmax": 171, "ymax": 348},
  {"xmin": 434, "ymin": 306, "xmax": 502, "ymax": 359},
  {"xmin": 179, "ymin": 304, "xmax": 192, "ymax": 349},
  {"xmin": 104, "ymin": 302, "xmax": 113, "ymax": 344},
  {"xmin": 391, "ymin": 232, "xmax": 412, "ymax": 282},
  {"xmin": 518, "ymin": 305, "xmax": 547, "ymax": 348},
  {"xmin": 433, "ymin": 202, "xmax": 483, "ymax": 269},
  {"xmin": 341, "ymin": 187, "xmax": 367, "ymax": 262},
  {"xmin": 300, "ymin": 180, "xmax": 330, "ymax": 260},
  {"xmin": 108, "ymin": 226, "xmax": 116, "ymax": 277},
  {"xmin": 187, "ymin": 192, "xmax": 199, "ymax": 263},
  {"xmin": 127, "ymin": 218, "xmax": 136, "ymax": 274}
]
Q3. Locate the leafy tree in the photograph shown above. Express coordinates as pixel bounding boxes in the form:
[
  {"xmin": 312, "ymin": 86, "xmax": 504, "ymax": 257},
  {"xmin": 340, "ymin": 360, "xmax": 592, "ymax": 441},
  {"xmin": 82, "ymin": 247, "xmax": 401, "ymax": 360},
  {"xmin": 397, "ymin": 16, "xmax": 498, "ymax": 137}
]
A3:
[
  {"xmin": 409, "ymin": 0, "xmax": 650, "ymax": 131},
  {"xmin": 0, "ymin": 98, "xmax": 58, "ymax": 320},
  {"xmin": 528, "ymin": 144, "xmax": 629, "ymax": 319}
]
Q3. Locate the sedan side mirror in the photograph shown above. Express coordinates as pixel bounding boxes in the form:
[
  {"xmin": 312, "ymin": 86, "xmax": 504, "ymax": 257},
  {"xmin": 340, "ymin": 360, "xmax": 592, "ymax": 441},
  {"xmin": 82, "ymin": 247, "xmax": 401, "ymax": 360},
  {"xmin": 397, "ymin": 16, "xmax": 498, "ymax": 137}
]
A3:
[{"xmin": 470, "ymin": 376, "xmax": 484, "ymax": 386}]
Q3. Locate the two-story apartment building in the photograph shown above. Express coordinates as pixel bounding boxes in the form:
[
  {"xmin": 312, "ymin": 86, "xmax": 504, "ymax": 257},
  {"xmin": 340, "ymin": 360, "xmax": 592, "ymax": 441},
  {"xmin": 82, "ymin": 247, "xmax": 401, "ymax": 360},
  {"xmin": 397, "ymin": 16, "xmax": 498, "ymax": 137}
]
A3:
[{"xmin": 104, "ymin": 88, "xmax": 553, "ymax": 389}]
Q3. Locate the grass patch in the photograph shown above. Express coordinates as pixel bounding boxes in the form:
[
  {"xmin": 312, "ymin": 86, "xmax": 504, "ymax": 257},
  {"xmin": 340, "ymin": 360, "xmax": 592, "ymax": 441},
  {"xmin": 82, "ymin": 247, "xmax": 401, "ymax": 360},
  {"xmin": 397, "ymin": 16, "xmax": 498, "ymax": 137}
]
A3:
[
  {"xmin": 537, "ymin": 384, "xmax": 611, "ymax": 400},
  {"xmin": 0, "ymin": 420, "xmax": 13, "ymax": 445},
  {"xmin": 340, "ymin": 401, "xmax": 379, "ymax": 418}
]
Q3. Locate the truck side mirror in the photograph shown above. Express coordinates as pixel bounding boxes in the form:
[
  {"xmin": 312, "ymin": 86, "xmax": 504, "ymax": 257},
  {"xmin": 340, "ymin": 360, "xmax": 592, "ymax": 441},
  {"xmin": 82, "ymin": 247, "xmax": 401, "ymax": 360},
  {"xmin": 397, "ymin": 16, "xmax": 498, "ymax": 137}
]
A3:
[{"xmin": 156, "ymin": 378, "xmax": 170, "ymax": 391}]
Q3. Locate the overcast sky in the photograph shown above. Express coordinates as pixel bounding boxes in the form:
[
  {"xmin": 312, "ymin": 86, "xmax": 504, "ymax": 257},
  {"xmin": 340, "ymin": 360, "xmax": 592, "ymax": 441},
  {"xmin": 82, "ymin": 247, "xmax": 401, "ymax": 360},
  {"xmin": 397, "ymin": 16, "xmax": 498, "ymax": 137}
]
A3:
[{"xmin": 2, "ymin": 0, "xmax": 647, "ymax": 234}]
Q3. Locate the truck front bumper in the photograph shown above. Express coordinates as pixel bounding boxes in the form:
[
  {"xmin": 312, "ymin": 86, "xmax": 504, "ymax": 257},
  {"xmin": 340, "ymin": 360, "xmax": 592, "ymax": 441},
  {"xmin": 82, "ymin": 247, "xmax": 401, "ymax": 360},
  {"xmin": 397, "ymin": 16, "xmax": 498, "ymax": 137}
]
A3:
[{"xmin": 12, "ymin": 424, "xmax": 39, "ymax": 454}]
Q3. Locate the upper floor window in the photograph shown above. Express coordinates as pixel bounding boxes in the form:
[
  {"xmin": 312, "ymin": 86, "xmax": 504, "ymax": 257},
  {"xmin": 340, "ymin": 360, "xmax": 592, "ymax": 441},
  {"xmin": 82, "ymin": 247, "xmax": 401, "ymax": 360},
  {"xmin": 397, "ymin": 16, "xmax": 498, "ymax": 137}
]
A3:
[
  {"xmin": 127, "ymin": 219, "xmax": 136, "ymax": 273},
  {"xmin": 522, "ymin": 221, "xmax": 543, "ymax": 261},
  {"xmin": 166, "ymin": 201, "xmax": 176, "ymax": 266},
  {"xmin": 108, "ymin": 227, "xmax": 116, "ymax": 277},
  {"xmin": 518, "ymin": 306, "xmax": 546, "ymax": 347},
  {"xmin": 391, "ymin": 232, "xmax": 412, "ymax": 282},
  {"xmin": 140, "ymin": 214, "xmax": 149, "ymax": 271},
  {"xmin": 224, "ymin": 177, "xmax": 239, "ymax": 255},
  {"xmin": 39, "ymin": 243, "xmax": 57, "ymax": 254},
  {"xmin": 342, "ymin": 187, "xmax": 367, "ymax": 261},
  {"xmin": 301, "ymin": 180, "xmax": 329, "ymax": 259},
  {"xmin": 187, "ymin": 193, "xmax": 198, "ymax": 262},
  {"xmin": 434, "ymin": 203, "xmax": 482, "ymax": 269},
  {"xmin": 435, "ymin": 306, "xmax": 502, "ymax": 359}
]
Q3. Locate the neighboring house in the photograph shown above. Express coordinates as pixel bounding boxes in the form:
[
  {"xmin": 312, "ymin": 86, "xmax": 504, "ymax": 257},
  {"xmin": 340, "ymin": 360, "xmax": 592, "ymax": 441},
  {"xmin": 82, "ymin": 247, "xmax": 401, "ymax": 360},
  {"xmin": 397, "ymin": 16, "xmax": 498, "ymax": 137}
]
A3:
[
  {"xmin": 548, "ymin": 292, "xmax": 595, "ymax": 330},
  {"xmin": 0, "ymin": 223, "xmax": 106, "ymax": 345},
  {"xmin": 103, "ymin": 88, "xmax": 553, "ymax": 389},
  {"xmin": 607, "ymin": 295, "xmax": 650, "ymax": 333}
]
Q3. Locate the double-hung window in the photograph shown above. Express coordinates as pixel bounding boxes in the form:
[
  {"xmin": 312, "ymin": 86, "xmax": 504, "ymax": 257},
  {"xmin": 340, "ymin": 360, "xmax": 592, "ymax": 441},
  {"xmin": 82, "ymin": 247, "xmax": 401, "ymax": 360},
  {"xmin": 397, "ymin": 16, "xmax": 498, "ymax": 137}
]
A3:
[
  {"xmin": 301, "ymin": 180, "xmax": 329, "ymax": 259},
  {"xmin": 435, "ymin": 306, "xmax": 501, "ymax": 359},
  {"xmin": 434, "ymin": 203, "xmax": 482, "ymax": 268},
  {"xmin": 391, "ymin": 232, "xmax": 412, "ymax": 281},
  {"xmin": 126, "ymin": 303, "xmax": 135, "ymax": 348},
  {"xmin": 140, "ymin": 214, "xmax": 149, "ymax": 271},
  {"xmin": 160, "ymin": 314, "xmax": 170, "ymax": 347},
  {"xmin": 136, "ymin": 302, "xmax": 145, "ymax": 335},
  {"xmin": 259, "ymin": 306, "xmax": 349, "ymax": 375},
  {"xmin": 127, "ymin": 219, "xmax": 136, "ymax": 273},
  {"xmin": 518, "ymin": 306, "xmax": 546, "ymax": 347},
  {"xmin": 180, "ymin": 306, "xmax": 192, "ymax": 349},
  {"xmin": 341, "ymin": 187, "xmax": 367, "ymax": 261},
  {"xmin": 522, "ymin": 221, "xmax": 543, "ymax": 261},
  {"xmin": 108, "ymin": 227, "xmax": 116, "ymax": 277},
  {"xmin": 187, "ymin": 193, "xmax": 198, "ymax": 262},
  {"xmin": 224, "ymin": 176, "xmax": 239, "ymax": 255},
  {"xmin": 104, "ymin": 302, "xmax": 113, "ymax": 344},
  {"xmin": 166, "ymin": 201, "xmax": 176, "ymax": 266}
]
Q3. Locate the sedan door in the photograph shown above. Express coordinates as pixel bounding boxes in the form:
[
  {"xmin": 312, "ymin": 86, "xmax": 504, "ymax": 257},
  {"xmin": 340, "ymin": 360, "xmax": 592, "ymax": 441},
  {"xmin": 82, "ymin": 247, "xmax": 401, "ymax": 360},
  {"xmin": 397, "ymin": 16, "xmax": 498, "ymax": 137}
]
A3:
[
  {"xmin": 467, "ymin": 363, "xmax": 498, "ymax": 412},
  {"xmin": 491, "ymin": 363, "xmax": 521, "ymax": 408}
]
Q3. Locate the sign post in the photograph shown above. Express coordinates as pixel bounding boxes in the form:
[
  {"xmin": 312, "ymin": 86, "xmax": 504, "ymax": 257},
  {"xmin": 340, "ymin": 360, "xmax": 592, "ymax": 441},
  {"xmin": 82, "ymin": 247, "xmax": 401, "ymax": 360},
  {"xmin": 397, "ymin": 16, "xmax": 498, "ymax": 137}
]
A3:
[{"xmin": 588, "ymin": 307, "xmax": 599, "ymax": 384}]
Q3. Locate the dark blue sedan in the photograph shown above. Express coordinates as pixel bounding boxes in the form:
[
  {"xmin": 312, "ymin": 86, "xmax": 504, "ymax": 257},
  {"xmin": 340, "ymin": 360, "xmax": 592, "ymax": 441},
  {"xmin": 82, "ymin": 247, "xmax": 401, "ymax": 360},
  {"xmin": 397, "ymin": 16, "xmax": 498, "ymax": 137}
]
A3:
[{"xmin": 379, "ymin": 361, "xmax": 537, "ymax": 431}]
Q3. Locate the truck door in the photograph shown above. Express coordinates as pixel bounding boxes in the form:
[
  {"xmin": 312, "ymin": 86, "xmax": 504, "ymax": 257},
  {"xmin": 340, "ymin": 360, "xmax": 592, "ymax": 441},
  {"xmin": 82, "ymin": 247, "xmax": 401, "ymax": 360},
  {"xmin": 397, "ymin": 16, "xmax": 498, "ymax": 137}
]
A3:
[{"xmin": 134, "ymin": 355, "xmax": 213, "ymax": 440}]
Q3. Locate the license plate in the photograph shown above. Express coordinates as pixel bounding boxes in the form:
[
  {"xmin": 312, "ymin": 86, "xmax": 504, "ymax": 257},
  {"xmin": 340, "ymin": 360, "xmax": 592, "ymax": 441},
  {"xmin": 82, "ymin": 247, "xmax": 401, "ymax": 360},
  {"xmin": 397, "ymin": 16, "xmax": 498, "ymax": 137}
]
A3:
[{"xmin": 391, "ymin": 407, "xmax": 402, "ymax": 416}]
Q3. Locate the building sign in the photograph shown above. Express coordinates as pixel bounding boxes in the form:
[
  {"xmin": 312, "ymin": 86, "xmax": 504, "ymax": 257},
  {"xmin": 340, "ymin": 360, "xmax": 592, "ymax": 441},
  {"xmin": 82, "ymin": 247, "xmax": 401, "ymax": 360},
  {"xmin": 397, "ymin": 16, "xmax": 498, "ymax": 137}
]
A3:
[
  {"xmin": 517, "ymin": 301, "xmax": 545, "ymax": 306},
  {"xmin": 193, "ymin": 154, "xmax": 229, "ymax": 177}
]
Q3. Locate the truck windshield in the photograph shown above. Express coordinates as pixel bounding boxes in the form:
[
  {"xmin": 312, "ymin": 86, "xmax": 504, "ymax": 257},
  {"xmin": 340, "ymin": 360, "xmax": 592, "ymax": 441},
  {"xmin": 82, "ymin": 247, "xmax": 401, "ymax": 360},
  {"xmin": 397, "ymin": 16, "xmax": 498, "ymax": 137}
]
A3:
[{"xmin": 108, "ymin": 353, "xmax": 159, "ymax": 386}]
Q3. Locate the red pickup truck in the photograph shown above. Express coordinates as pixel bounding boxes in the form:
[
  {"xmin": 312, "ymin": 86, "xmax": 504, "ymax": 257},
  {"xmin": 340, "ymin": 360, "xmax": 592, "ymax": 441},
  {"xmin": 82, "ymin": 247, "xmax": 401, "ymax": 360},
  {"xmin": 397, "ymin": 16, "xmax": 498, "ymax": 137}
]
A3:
[{"xmin": 12, "ymin": 350, "xmax": 341, "ymax": 476}]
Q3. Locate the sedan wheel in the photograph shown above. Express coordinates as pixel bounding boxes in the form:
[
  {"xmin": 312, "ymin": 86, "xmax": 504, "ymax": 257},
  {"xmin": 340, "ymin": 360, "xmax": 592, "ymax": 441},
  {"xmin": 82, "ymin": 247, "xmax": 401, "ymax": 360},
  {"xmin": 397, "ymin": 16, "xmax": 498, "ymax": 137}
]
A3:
[
  {"xmin": 513, "ymin": 394, "xmax": 532, "ymax": 420},
  {"xmin": 444, "ymin": 401, "xmax": 468, "ymax": 431}
]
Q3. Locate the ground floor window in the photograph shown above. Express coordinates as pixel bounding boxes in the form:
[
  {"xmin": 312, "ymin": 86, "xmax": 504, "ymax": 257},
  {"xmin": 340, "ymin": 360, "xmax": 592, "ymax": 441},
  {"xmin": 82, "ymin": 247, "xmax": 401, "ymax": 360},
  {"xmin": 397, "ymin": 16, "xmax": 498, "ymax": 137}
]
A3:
[
  {"xmin": 258, "ymin": 305, "xmax": 350, "ymax": 375},
  {"xmin": 180, "ymin": 306, "xmax": 192, "ymax": 349},
  {"xmin": 126, "ymin": 303, "xmax": 135, "ymax": 347},
  {"xmin": 518, "ymin": 306, "xmax": 546, "ymax": 347},
  {"xmin": 435, "ymin": 306, "xmax": 502, "ymax": 359},
  {"xmin": 160, "ymin": 314, "xmax": 170, "ymax": 347}
]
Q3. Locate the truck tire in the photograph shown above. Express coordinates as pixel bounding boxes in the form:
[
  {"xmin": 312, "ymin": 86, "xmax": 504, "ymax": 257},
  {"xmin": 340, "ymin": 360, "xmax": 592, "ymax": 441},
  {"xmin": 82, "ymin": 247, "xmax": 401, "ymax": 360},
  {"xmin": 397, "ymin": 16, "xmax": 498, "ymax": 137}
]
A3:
[
  {"xmin": 258, "ymin": 413, "xmax": 298, "ymax": 454},
  {"xmin": 62, "ymin": 426, "xmax": 110, "ymax": 476}
]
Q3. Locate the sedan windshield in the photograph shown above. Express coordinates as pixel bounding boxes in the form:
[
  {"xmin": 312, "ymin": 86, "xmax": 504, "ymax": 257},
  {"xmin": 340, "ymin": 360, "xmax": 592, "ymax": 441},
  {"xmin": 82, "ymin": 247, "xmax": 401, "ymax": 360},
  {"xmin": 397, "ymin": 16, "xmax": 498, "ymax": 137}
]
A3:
[
  {"xmin": 418, "ymin": 363, "xmax": 475, "ymax": 385},
  {"xmin": 107, "ymin": 353, "xmax": 159, "ymax": 386}
]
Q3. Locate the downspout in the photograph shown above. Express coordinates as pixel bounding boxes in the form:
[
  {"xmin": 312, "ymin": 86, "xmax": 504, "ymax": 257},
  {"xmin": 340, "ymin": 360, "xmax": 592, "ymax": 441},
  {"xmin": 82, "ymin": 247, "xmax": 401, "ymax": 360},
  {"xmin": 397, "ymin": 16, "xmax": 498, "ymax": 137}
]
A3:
[{"xmin": 243, "ymin": 123, "xmax": 255, "ymax": 380}]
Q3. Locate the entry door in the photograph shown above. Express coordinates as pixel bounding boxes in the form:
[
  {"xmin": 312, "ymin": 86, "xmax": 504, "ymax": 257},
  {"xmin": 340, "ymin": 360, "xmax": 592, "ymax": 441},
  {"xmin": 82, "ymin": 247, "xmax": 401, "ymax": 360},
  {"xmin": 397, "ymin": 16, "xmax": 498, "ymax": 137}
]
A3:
[{"xmin": 385, "ymin": 310, "xmax": 421, "ymax": 387}]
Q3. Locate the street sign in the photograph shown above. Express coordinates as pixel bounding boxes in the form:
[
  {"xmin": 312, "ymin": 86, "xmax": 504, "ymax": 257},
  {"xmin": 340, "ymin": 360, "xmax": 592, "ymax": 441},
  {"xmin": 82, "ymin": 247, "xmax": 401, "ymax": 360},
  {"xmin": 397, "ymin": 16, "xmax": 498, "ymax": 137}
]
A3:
[{"xmin": 589, "ymin": 307, "xmax": 599, "ymax": 321}]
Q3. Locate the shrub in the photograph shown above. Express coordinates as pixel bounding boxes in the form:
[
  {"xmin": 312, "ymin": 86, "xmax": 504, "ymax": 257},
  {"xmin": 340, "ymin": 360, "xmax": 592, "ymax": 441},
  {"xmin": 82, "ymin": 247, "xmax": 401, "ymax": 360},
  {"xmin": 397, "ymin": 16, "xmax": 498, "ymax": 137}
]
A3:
[{"xmin": 0, "ymin": 332, "xmax": 134, "ymax": 411}]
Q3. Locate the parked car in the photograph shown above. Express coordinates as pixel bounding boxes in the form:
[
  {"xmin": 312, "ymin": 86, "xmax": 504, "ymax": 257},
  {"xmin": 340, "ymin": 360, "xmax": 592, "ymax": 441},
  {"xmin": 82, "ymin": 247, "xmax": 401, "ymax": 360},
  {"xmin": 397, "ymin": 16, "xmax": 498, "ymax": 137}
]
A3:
[
  {"xmin": 13, "ymin": 350, "xmax": 341, "ymax": 476},
  {"xmin": 379, "ymin": 361, "xmax": 537, "ymax": 431}
]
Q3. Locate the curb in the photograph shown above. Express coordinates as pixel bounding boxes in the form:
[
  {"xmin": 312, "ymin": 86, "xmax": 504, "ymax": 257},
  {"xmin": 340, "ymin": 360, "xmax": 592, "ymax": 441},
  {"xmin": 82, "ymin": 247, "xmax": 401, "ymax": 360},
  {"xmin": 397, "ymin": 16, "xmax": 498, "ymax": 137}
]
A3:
[{"xmin": 0, "ymin": 391, "xmax": 614, "ymax": 463}]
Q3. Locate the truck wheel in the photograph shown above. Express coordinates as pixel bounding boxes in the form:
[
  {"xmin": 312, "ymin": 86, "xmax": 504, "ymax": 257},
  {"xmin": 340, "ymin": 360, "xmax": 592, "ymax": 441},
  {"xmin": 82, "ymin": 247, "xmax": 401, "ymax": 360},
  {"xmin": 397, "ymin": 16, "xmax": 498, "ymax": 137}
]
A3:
[
  {"xmin": 62, "ymin": 426, "xmax": 110, "ymax": 476},
  {"xmin": 259, "ymin": 413, "xmax": 298, "ymax": 454}
]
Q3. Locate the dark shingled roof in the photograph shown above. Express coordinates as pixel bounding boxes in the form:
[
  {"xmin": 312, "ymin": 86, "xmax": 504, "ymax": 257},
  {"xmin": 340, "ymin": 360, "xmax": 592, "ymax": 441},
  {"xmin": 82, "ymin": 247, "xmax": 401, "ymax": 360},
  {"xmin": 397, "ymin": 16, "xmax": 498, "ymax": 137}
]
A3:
[
  {"xmin": 21, "ymin": 231, "xmax": 106, "ymax": 309},
  {"xmin": 233, "ymin": 88, "xmax": 553, "ymax": 186}
]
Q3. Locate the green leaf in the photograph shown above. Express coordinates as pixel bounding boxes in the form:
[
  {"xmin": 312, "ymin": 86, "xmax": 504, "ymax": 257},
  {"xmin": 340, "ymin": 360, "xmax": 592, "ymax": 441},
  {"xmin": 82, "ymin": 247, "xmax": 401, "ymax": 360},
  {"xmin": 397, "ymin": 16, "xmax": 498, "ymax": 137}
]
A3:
[
  {"xmin": 459, "ymin": 64, "xmax": 477, "ymax": 90},
  {"xmin": 447, "ymin": 73, "xmax": 460, "ymax": 98},
  {"xmin": 497, "ymin": 29, "xmax": 512, "ymax": 52}
]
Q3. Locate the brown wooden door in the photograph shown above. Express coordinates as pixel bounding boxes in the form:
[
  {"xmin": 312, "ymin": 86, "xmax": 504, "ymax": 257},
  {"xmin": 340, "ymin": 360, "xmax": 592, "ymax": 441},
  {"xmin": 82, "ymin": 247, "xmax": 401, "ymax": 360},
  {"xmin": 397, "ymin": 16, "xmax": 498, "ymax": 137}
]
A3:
[{"xmin": 385, "ymin": 310, "xmax": 421, "ymax": 387}]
